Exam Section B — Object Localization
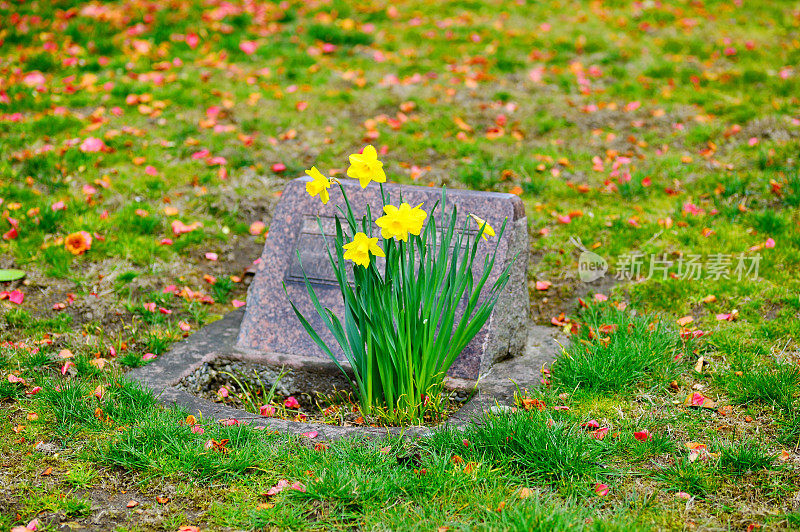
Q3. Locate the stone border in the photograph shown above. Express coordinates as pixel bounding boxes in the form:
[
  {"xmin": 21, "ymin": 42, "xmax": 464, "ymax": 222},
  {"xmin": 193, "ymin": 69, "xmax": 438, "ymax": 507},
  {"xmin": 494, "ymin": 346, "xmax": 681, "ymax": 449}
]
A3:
[{"xmin": 125, "ymin": 309, "xmax": 560, "ymax": 439}]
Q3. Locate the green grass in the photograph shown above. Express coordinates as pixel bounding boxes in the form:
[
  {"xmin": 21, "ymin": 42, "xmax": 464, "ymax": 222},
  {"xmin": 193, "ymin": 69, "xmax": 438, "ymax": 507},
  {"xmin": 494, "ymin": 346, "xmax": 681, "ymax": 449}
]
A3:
[
  {"xmin": 552, "ymin": 303, "xmax": 684, "ymax": 393},
  {"xmin": 39, "ymin": 379, "xmax": 101, "ymax": 436},
  {"xmin": 103, "ymin": 409, "xmax": 285, "ymax": 482},
  {"xmin": 718, "ymin": 440, "xmax": 777, "ymax": 475},
  {"xmin": 64, "ymin": 462, "xmax": 100, "ymax": 489},
  {"xmin": 425, "ymin": 408, "xmax": 606, "ymax": 485},
  {"xmin": 19, "ymin": 488, "xmax": 92, "ymax": 520},
  {"xmin": 655, "ymin": 459, "xmax": 716, "ymax": 497},
  {"xmin": 724, "ymin": 364, "xmax": 800, "ymax": 410}
]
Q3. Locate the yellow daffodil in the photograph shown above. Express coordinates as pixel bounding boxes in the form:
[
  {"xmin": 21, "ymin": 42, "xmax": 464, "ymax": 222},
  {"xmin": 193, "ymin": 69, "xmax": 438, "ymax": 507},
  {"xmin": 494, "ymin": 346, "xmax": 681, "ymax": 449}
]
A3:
[
  {"xmin": 375, "ymin": 202, "xmax": 427, "ymax": 241},
  {"xmin": 343, "ymin": 232, "xmax": 385, "ymax": 267},
  {"xmin": 469, "ymin": 213, "xmax": 496, "ymax": 241},
  {"xmin": 347, "ymin": 145, "xmax": 386, "ymax": 188},
  {"xmin": 305, "ymin": 166, "xmax": 332, "ymax": 204}
]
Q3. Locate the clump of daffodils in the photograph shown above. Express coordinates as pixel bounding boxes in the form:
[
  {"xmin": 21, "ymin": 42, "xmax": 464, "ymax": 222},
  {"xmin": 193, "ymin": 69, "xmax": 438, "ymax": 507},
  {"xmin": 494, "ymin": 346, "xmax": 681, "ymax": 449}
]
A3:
[{"xmin": 286, "ymin": 146, "xmax": 511, "ymax": 424}]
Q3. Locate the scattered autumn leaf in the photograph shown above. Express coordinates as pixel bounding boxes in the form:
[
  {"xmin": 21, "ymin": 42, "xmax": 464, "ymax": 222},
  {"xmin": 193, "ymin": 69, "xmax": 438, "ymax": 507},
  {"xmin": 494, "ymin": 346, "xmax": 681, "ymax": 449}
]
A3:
[{"xmin": 518, "ymin": 487, "xmax": 535, "ymax": 499}]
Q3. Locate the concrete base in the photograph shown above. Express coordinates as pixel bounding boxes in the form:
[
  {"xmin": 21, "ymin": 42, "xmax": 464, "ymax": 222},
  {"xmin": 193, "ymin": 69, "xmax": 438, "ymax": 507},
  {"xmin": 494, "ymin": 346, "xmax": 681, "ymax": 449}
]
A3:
[{"xmin": 126, "ymin": 309, "xmax": 560, "ymax": 439}]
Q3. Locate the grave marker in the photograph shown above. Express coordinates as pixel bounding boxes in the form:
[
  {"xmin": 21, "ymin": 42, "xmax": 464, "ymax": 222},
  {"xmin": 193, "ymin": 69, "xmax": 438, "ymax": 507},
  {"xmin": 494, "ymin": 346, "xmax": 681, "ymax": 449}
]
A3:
[{"xmin": 237, "ymin": 177, "xmax": 529, "ymax": 380}]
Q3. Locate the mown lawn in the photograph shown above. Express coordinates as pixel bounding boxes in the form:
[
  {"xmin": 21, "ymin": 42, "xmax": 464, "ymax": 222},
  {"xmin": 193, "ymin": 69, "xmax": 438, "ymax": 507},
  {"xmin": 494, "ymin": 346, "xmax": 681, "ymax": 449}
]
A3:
[{"xmin": 1, "ymin": 0, "xmax": 799, "ymax": 530}]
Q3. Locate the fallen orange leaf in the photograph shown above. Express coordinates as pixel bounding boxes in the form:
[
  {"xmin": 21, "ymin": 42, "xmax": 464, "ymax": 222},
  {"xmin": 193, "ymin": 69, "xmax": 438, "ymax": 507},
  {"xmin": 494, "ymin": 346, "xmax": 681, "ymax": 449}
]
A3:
[
  {"xmin": 518, "ymin": 487, "xmax": 535, "ymax": 499},
  {"xmin": 683, "ymin": 392, "xmax": 716, "ymax": 409},
  {"xmin": 693, "ymin": 356, "xmax": 705, "ymax": 373},
  {"xmin": 453, "ymin": 116, "xmax": 473, "ymax": 132}
]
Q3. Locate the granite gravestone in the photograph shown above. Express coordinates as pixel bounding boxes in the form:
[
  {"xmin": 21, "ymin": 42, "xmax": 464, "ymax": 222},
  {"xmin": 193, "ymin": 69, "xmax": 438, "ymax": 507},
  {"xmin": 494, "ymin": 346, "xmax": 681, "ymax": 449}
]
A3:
[{"xmin": 236, "ymin": 176, "xmax": 530, "ymax": 380}]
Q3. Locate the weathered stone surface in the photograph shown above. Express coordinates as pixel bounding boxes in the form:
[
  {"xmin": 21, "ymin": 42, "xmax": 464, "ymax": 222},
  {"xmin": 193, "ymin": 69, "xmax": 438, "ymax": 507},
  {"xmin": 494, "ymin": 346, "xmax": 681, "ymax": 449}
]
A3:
[{"xmin": 237, "ymin": 177, "xmax": 529, "ymax": 380}]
